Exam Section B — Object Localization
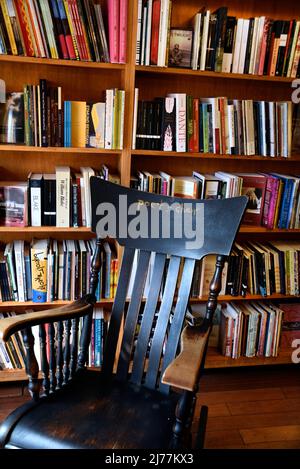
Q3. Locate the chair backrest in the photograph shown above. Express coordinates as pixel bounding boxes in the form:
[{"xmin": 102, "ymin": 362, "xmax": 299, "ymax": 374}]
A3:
[{"xmin": 90, "ymin": 177, "xmax": 248, "ymax": 393}]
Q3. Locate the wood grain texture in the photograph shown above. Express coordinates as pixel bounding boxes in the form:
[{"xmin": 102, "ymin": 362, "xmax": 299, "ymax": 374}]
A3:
[
  {"xmin": 161, "ymin": 326, "xmax": 210, "ymax": 391},
  {"xmin": 240, "ymin": 425, "xmax": 300, "ymax": 444},
  {"xmin": 0, "ymin": 299, "xmax": 91, "ymax": 341}
]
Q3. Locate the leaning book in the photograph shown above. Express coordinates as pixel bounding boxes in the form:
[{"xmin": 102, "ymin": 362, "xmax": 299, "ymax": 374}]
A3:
[{"xmin": 0, "ymin": 182, "xmax": 28, "ymax": 227}]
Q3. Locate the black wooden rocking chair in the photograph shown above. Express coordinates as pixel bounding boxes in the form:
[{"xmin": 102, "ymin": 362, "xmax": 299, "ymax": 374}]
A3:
[{"xmin": 0, "ymin": 178, "xmax": 247, "ymax": 449}]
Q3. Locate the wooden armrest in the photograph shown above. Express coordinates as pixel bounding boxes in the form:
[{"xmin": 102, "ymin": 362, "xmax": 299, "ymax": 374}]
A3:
[
  {"xmin": 0, "ymin": 298, "xmax": 92, "ymax": 342},
  {"xmin": 161, "ymin": 325, "xmax": 210, "ymax": 392}
]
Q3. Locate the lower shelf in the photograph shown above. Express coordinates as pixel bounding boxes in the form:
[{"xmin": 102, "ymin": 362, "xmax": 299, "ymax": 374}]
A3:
[{"xmin": 0, "ymin": 349, "xmax": 294, "ymax": 383}]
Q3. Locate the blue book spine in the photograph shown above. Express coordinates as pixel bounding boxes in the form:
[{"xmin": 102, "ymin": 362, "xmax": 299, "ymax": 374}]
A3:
[
  {"xmin": 94, "ymin": 318, "xmax": 101, "ymax": 366},
  {"xmin": 278, "ymin": 179, "xmax": 293, "ymax": 228},
  {"xmin": 24, "ymin": 255, "xmax": 32, "ymax": 301}
]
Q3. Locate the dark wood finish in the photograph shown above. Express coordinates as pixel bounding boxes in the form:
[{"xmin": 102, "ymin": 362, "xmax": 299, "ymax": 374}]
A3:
[
  {"xmin": 116, "ymin": 250, "xmax": 151, "ymax": 381},
  {"xmin": 21, "ymin": 328, "xmax": 40, "ymax": 401},
  {"xmin": 131, "ymin": 253, "xmax": 166, "ymax": 386},
  {"xmin": 39, "ymin": 325, "xmax": 50, "ymax": 396},
  {"xmin": 102, "ymin": 247, "xmax": 135, "ymax": 377},
  {"xmin": 0, "ymin": 178, "xmax": 247, "ymax": 448},
  {"xmin": 69, "ymin": 319, "xmax": 79, "ymax": 380}
]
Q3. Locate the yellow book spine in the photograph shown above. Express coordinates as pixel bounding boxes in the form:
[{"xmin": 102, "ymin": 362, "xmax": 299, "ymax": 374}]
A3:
[
  {"xmin": 31, "ymin": 248, "xmax": 47, "ymax": 302},
  {"xmin": 63, "ymin": 0, "xmax": 80, "ymax": 60},
  {"xmin": 0, "ymin": 0, "xmax": 18, "ymax": 55}
]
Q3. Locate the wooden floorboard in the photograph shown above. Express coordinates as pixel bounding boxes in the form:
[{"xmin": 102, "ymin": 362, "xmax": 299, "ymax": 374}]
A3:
[{"xmin": 0, "ymin": 366, "xmax": 299, "ymax": 449}]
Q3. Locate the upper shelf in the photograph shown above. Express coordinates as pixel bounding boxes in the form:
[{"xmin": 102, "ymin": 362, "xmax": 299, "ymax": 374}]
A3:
[
  {"xmin": 135, "ymin": 65, "xmax": 295, "ymax": 83},
  {"xmin": 131, "ymin": 150, "xmax": 300, "ymax": 161},
  {"xmin": 0, "ymin": 145, "xmax": 121, "ymax": 155},
  {"xmin": 0, "ymin": 55, "xmax": 125, "ymax": 70}
]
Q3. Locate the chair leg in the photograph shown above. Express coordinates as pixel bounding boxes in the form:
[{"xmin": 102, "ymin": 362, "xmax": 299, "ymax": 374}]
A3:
[{"xmin": 195, "ymin": 405, "xmax": 208, "ymax": 449}]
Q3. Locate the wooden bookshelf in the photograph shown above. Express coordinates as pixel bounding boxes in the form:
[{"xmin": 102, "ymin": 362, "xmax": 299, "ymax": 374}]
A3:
[
  {"xmin": 205, "ymin": 348, "xmax": 295, "ymax": 369},
  {"xmin": 0, "ymin": 0, "xmax": 300, "ymax": 382}
]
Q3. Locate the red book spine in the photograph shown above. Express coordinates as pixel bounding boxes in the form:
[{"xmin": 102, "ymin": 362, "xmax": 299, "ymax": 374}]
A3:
[
  {"xmin": 267, "ymin": 31, "xmax": 276, "ymax": 75},
  {"xmin": 262, "ymin": 176, "xmax": 274, "ymax": 227},
  {"xmin": 72, "ymin": 0, "xmax": 90, "ymax": 60},
  {"xmin": 67, "ymin": 0, "xmax": 84, "ymax": 59},
  {"xmin": 218, "ymin": 98, "xmax": 226, "ymax": 155},
  {"xmin": 258, "ymin": 19, "xmax": 270, "ymax": 76},
  {"xmin": 190, "ymin": 98, "xmax": 199, "ymax": 152},
  {"xmin": 150, "ymin": 0, "xmax": 160, "ymax": 65},
  {"xmin": 13, "ymin": 0, "xmax": 35, "ymax": 56}
]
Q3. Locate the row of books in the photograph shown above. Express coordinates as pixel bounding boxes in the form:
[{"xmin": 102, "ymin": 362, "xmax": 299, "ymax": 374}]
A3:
[
  {"xmin": 0, "ymin": 0, "xmax": 128, "ymax": 63},
  {"xmin": 0, "ymin": 81, "xmax": 125, "ymax": 149},
  {"xmin": 0, "ymin": 165, "xmax": 120, "ymax": 228},
  {"xmin": 219, "ymin": 302, "xmax": 283, "ymax": 358},
  {"xmin": 0, "ymin": 307, "xmax": 107, "ymax": 370},
  {"xmin": 0, "ymin": 238, "xmax": 118, "ymax": 303},
  {"xmin": 132, "ymin": 90, "xmax": 295, "ymax": 157},
  {"xmin": 130, "ymin": 171, "xmax": 300, "ymax": 229},
  {"xmin": 136, "ymin": 2, "xmax": 300, "ymax": 78},
  {"xmin": 195, "ymin": 240, "xmax": 300, "ymax": 300}
]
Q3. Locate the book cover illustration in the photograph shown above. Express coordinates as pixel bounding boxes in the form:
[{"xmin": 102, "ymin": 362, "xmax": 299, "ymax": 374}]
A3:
[
  {"xmin": 168, "ymin": 29, "xmax": 193, "ymax": 68},
  {"xmin": 0, "ymin": 183, "xmax": 27, "ymax": 227},
  {"xmin": 0, "ymin": 92, "xmax": 24, "ymax": 143},
  {"xmin": 87, "ymin": 102, "xmax": 105, "ymax": 148}
]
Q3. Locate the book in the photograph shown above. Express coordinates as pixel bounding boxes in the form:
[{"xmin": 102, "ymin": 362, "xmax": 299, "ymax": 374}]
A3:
[
  {"xmin": 0, "ymin": 92, "xmax": 24, "ymax": 144},
  {"xmin": 168, "ymin": 29, "xmax": 193, "ymax": 68},
  {"xmin": 0, "ymin": 182, "xmax": 27, "ymax": 227}
]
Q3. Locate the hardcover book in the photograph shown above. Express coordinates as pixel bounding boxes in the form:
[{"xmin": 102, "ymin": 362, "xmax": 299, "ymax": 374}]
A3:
[
  {"xmin": 168, "ymin": 29, "xmax": 193, "ymax": 68},
  {"xmin": 239, "ymin": 173, "xmax": 267, "ymax": 225},
  {"xmin": 0, "ymin": 92, "xmax": 24, "ymax": 144},
  {"xmin": 0, "ymin": 182, "xmax": 27, "ymax": 227}
]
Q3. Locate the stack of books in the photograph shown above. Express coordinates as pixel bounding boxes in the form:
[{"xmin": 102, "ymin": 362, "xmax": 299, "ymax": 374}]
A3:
[
  {"xmin": 133, "ymin": 90, "xmax": 294, "ymax": 157},
  {"xmin": 0, "ymin": 165, "xmax": 120, "ymax": 228},
  {"xmin": 0, "ymin": 0, "xmax": 128, "ymax": 63},
  {"xmin": 0, "ymin": 79, "xmax": 125, "ymax": 149},
  {"xmin": 0, "ymin": 238, "xmax": 118, "ymax": 303},
  {"xmin": 130, "ymin": 171, "xmax": 300, "ymax": 229},
  {"xmin": 136, "ymin": 2, "xmax": 300, "ymax": 77}
]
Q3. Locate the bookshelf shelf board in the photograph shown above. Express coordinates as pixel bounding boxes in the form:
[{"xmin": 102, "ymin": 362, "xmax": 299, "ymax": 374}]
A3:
[
  {"xmin": 238, "ymin": 227, "xmax": 300, "ymax": 234},
  {"xmin": 0, "ymin": 55, "xmax": 125, "ymax": 71},
  {"xmin": 195, "ymin": 293, "xmax": 299, "ymax": 302},
  {"xmin": 0, "ymin": 145, "xmax": 121, "ymax": 155},
  {"xmin": 0, "ymin": 348, "xmax": 294, "ymax": 382},
  {"xmin": 131, "ymin": 150, "xmax": 298, "ymax": 161},
  {"xmin": 0, "ymin": 299, "xmax": 114, "ymax": 309},
  {"xmin": 205, "ymin": 347, "xmax": 294, "ymax": 369},
  {"xmin": 135, "ymin": 65, "xmax": 294, "ymax": 83}
]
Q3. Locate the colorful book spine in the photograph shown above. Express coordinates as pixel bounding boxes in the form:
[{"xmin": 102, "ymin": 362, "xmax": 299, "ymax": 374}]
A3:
[
  {"xmin": 108, "ymin": 0, "xmax": 119, "ymax": 63},
  {"xmin": 119, "ymin": 0, "xmax": 127, "ymax": 63}
]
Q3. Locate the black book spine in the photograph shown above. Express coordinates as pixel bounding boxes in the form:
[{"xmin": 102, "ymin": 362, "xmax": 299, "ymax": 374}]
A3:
[
  {"xmin": 205, "ymin": 14, "xmax": 217, "ymax": 70},
  {"xmin": 72, "ymin": 181, "xmax": 78, "ymax": 227},
  {"xmin": 160, "ymin": 97, "xmax": 176, "ymax": 151},
  {"xmin": 199, "ymin": 103, "xmax": 204, "ymax": 153},
  {"xmin": 0, "ymin": 5, "xmax": 11, "ymax": 54},
  {"xmin": 207, "ymin": 104, "xmax": 214, "ymax": 153},
  {"xmin": 263, "ymin": 20, "xmax": 274, "ymax": 75},
  {"xmin": 40, "ymin": 79, "xmax": 48, "ymax": 147},
  {"xmin": 48, "ymin": 0, "xmax": 65, "ymax": 59},
  {"xmin": 275, "ymin": 21, "xmax": 291, "ymax": 76},
  {"xmin": 265, "ymin": 102, "xmax": 271, "ymax": 156},
  {"xmin": 244, "ymin": 18, "xmax": 254, "ymax": 74},
  {"xmin": 283, "ymin": 20, "xmax": 296, "ymax": 76},
  {"xmin": 214, "ymin": 7, "xmax": 228, "ymax": 72},
  {"xmin": 154, "ymin": 100, "xmax": 163, "ymax": 150}
]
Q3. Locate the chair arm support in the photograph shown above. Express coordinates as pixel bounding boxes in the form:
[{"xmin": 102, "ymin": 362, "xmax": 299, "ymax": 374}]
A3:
[
  {"xmin": 0, "ymin": 298, "xmax": 92, "ymax": 342},
  {"xmin": 161, "ymin": 325, "xmax": 210, "ymax": 392}
]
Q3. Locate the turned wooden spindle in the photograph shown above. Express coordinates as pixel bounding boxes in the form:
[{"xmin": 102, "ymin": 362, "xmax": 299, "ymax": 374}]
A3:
[
  {"xmin": 69, "ymin": 318, "xmax": 79, "ymax": 380},
  {"xmin": 62, "ymin": 319, "xmax": 71, "ymax": 385},
  {"xmin": 48, "ymin": 322, "xmax": 57, "ymax": 393},
  {"xmin": 77, "ymin": 238, "xmax": 102, "ymax": 370},
  {"xmin": 22, "ymin": 327, "xmax": 40, "ymax": 401},
  {"xmin": 203, "ymin": 255, "xmax": 226, "ymax": 327},
  {"xmin": 56, "ymin": 321, "xmax": 64, "ymax": 389},
  {"xmin": 170, "ymin": 391, "xmax": 194, "ymax": 449},
  {"xmin": 39, "ymin": 324, "xmax": 50, "ymax": 396}
]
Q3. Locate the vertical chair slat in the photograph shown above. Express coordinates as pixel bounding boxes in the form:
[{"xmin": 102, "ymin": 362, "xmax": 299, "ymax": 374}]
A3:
[
  {"xmin": 116, "ymin": 250, "xmax": 151, "ymax": 382},
  {"xmin": 130, "ymin": 253, "xmax": 166, "ymax": 386},
  {"xmin": 69, "ymin": 318, "xmax": 79, "ymax": 379},
  {"xmin": 39, "ymin": 324, "xmax": 50, "ymax": 396},
  {"xmin": 144, "ymin": 255, "xmax": 181, "ymax": 390},
  {"xmin": 159, "ymin": 258, "xmax": 196, "ymax": 394},
  {"xmin": 48, "ymin": 323, "xmax": 56, "ymax": 393},
  {"xmin": 56, "ymin": 321, "xmax": 63, "ymax": 389},
  {"xmin": 63, "ymin": 319, "xmax": 71, "ymax": 385},
  {"xmin": 102, "ymin": 247, "xmax": 135, "ymax": 377}
]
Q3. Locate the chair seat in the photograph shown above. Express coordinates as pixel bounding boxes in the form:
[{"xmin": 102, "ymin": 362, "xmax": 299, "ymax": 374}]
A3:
[{"xmin": 5, "ymin": 370, "xmax": 178, "ymax": 449}]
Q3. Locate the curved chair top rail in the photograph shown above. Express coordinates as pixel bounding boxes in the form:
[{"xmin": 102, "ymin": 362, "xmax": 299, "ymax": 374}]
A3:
[{"xmin": 90, "ymin": 177, "xmax": 248, "ymax": 260}]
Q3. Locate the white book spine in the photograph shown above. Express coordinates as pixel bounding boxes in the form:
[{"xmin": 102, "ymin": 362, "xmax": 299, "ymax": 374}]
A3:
[
  {"xmin": 30, "ymin": 186, "xmax": 42, "ymax": 227},
  {"xmin": 157, "ymin": 0, "xmax": 169, "ymax": 67},
  {"xmin": 105, "ymin": 89, "xmax": 114, "ymax": 149},
  {"xmin": 132, "ymin": 88, "xmax": 139, "ymax": 150},
  {"xmin": 238, "ymin": 19, "xmax": 250, "ymax": 74},
  {"xmin": 145, "ymin": 0, "xmax": 153, "ymax": 66},
  {"xmin": 118, "ymin": 90, "xmax": 125, "ymax": 150},
  {"xmin": 232, "ymin": 19, "xmax": 244, "ymax": 73},
  {"xmin": 56, "ymin": 168, "xmax": 70, "ymax": 227},
  {"xmin": 168, "ymin": 93, "xmax": 186, "ymax": 152},
  {"xmin": 135, "ymin": 0, "xmax": 143, "ymax": 64},
  {"xmin": 269, "ymin": 102, "xmax": 275, "ymax": 157},
  {"xmin": 200, "ymin": 11, "xmax": 210, "ymax": 70},
  {"xmin": 27, "ymin": 0, "xmax": 46, "ymax": 57},
  {"xmin": 192, "ymin": 13, "xmax": 201, "ymax": 70},
  {"xmin": 260, "ymin": 102, "xmax": 267, "ymax": 156},
  {"xmin": 227, "ymin": 104, "xmax": 235, "ymax": 152},
  {"xmin": 253, "ymin": 17, "xmax": 266, "ymax": 75},
  {"xmin": 14, "ymin": 242, "xmax": 25, "ymax": 302}
]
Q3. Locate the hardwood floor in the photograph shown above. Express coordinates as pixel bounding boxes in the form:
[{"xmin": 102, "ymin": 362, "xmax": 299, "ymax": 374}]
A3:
[{"xmin": 0, "ymin": 366, "xmax": 299, "ymax": 449}]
